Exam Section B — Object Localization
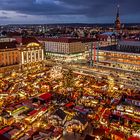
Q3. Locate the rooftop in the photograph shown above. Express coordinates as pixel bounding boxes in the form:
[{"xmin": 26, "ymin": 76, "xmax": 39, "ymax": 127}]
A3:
[
  {"xmin": 99, "ymin": 45, "xmax": 140, "ymax": 54},
  {"xmin": 54, "ymin": 109, "xmax": 66, "ymax": 120},
  {"xmin": 0, "ymin": 41, "xmax": 18, "ymax": 50},
  {"xmin": 119, "ymin": 40, "xmax": 140, "ymax": 47},
  {"xmin": 38, "ymin": 37, "xmax": 96, "ymax": 43},
  {"xmin": 101, "ymin": 32, "xmax": 118, "ymax": 36},
  {"xmin": 73, "ymin": 114, "xmax": 87, "ymax": 125},
  {"xmin": 15, "ymin": 37, "xmax": 40, "ymax": 45}
]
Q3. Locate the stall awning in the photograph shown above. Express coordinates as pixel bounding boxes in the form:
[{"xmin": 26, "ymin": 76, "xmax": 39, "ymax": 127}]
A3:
[
  {"xmin": 65, "ymin": 102, "xmax": 74, "ymax": 108},
  {"xmin": 39, "ymin": 93, "xmax": 52, "ymax": 101},
  {"xmin": 128, "ymin": 136, "xmax": 140, "ymax": 140}
]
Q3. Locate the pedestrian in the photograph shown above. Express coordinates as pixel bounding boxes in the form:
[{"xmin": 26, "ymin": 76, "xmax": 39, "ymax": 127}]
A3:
[
  {"xmin": 74, "ymin": 131, "xmax": 76, "ymax": 136},
  {"xmin": 80, "ymin": 130, "xmax": 83, "ymax": 137}
]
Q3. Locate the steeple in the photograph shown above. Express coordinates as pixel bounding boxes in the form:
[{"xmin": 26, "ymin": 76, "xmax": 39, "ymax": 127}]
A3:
[
  {"xmin": 117, "ymin": 5, "xmax": 120, "ymax": 17},
  {"xmin": 115, "ymin": 4, "xmax": 121, "ymax": 31}
]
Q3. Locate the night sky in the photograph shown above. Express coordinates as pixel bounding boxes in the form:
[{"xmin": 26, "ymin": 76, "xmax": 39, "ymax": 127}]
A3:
[{"xmin": 0, "ymin": 0, "xmax": 140, "ymax": 24}]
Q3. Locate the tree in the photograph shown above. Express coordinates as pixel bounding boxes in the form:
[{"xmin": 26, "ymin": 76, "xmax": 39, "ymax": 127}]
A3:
[{"xmin": 63, "ymin": 68, "xmax": 74, "ymax": 88}]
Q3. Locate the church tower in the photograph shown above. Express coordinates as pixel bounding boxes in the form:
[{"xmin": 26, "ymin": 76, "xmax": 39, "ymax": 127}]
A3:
[{"xmin": 115, "ymin": 5, "xmax": 121, "ymax": 31}]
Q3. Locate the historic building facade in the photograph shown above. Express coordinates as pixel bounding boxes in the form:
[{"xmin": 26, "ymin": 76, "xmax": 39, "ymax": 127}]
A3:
[
  {"xmin": 0, "ymin": 38, "xmax": 20, "ymax": 74},
  {"xmin": 16, "ymin": 37, "xmax": 45, "ymax": 70},
  {"xmin": 0, "ymin": 37, "xmax": 45, "ymax": 75},
  {"xmin": 97, "ymin": 32, "xmax": 118, "ymax": 47}
]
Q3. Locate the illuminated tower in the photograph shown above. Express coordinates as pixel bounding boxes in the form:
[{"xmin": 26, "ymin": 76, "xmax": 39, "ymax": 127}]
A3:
[{"xmin": 115, "ymin": 5, "xmax": 121, "ymax": 31}]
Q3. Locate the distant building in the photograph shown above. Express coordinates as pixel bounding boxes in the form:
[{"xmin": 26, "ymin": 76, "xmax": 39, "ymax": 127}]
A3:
[
  {"xmin": 97, "ymin": 32, "xmax": 118, "ymax": 47},
  {"xmin": 39, "ymin": 37, "xmax": 95, "ymax": 63},
  {"xmin": 96, "ymin": 40, "xmax": 140, "ymax": 72},
  {"xmin": 118, "ymin": 40, "xmax": 140, "ymax": 53}
]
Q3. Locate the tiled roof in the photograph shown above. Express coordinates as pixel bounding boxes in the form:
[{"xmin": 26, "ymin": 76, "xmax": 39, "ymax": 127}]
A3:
[
  {"xmin": 38, "ymin": 37, "xmax": 96, "ymax": 43},
  {"xmin": 7, "ymin": 32, "xmax": 21, "ymax": 37},
  {"xmin": 15, "ymin": 37, "xmax": 40, "ymax": 45},
  {"xmin": 73, "ymin": 114, "xmax": 87, "ymax": 125},
  {"xmin": 99, "ymin": 45, "xmax": 140, "ymax": 54},
  {"xmin": 101, "ymin": 32, "xmax": 118, "ymax": 36},
  {"xmin": 97, "ymin": 35, "xmax": 109, "ymax": 39},
  {"xmin": 54, "ymin": 109, "xmax": 66, "ymax": 120},
  {"xmin": 119, "ymin": 40, "xmax": 140, "ymax": 47},
  {"xmin": 0, "ymin": 41, "xmax": 18, "ymax": 49}
]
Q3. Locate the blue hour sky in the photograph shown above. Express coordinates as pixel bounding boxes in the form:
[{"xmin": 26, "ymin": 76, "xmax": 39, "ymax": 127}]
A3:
[{"xmin": 0, "ymin": 0, "xmax": 140, "ymax": 24}]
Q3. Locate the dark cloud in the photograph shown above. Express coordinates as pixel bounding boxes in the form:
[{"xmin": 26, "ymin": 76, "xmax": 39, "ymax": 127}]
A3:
[
  {"xmin": 0, "ymin": 16, "xmax": 10, "ymax": 19},
  {"xmin": 1, "ymin": 11, "xmax": 8, "ymax": 15},
  {"xmin": 0, "ymin": 0, "xmax": 140, "ymax": 23},
  {"xmin": 18, "ymin": 15, "xmax": 28, "ymax": 18}
]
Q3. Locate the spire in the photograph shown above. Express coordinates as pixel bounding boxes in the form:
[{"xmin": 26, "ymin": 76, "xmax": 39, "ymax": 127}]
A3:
[
  {"xmin": 116, "ymin": 4, "xmax": 120, "ymax": 18},
  {"xmin": 115, "ymin": 4, "xmax": 121, "ymax": 31}
]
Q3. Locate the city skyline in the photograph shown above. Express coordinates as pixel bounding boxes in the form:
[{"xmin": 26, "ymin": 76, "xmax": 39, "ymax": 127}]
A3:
[
  {"xmin": 0, "ymin": 1, "xmax": 140, "ymax": 139},
  {"xmin": 0, "ymin": 0, "xmax": 140, "ymax": 24}
]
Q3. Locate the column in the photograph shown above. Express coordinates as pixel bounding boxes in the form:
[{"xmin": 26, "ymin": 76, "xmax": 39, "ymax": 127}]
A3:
[
  {"xmin": 28, "ymin": 52, "xmax": 30, "ymax": 62},
  {"xmin": 36, "ymin": 50, "xmax": 39, "ymax": 61},
  {"xmin": 32, "ymin": 51, "xmax": 34, "ymax": 62},
  {"xmin": 97, "ymin": 42, "xmax": 99, "ymax": 62},
  {"xmin": 37, "ymin": 50, "xmax": 39, "ymax": 61},
  {"xmin": 41, "ymin": 49, "xmax": 44, "ymax": 60},
  {"xmin": 34, "ymin": 51, "xmax": 37, "ymax": 62},
  {"xmin": 27, "ymin": 51, "xmax": 29, "ymax": 63},
  {"xmin": 30, "ymin": 51, "xmax": 32, "ymax": 62},
  {"xmin": 21, "ymin": 52, "xmax": 24, "ymax": 64},
  {"xmin": 93, "ymin": 42, "xmax": 96, "ymax": 63},
  {"xmin": 3, "ymin": 52, "xmax": 5, "ymax": 66},
  {"xmin": 9, "ymin": 53, "xmax": 11, "ymax": 65},
  {"xmin": 89, "ymin": 42, "xmax": 93, "ymax": 67},
  {"xmin": 7, "ymin": 52, "xmax": 9, "ymax": 65}
]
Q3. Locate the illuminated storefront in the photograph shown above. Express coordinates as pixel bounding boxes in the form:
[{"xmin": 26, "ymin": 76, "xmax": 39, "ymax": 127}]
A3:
[
  {"xmin": 98, "ymin": 50, "xmax": 140, "ymax": 71},
  {"xmin": 46, "ymin": 52, "xmax": 87, "ymax": 62},
  {"xmin": 96, "ymin": 41, "xmax": 140, "ymax": 72},
  {"xmin": 39, "ymin": 37, "xmax": 94, "ymax": 63}
]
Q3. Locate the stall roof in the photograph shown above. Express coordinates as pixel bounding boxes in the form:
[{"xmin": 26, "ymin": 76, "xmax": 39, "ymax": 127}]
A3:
[
  {"xmin": 0, "ymin": 127, "xmax": 12, "ymax": 135},
  {"xmin": 84, "ymin": 135, "xmax": 95, "ymax": 140},
  {"xmin": 128, "ymin": 136, "xmax": 140, "ymax": 140},
  {"xmin": 28, "ymin": 110, "xmax": 38, "ymax": 116},
  {"xmin": 65, "ymin": 102, "xmax": 75, "ymax": 108},
  {"xmin": 39, "ymin": 93, "xmax": 52, "ymax": 101},
  {"xmin": 111, "ymin": 131, "xmax": 125, "ymax": 138},
  {"xmin": 92, "ymin": 128, "xmax": 105, "ymax": 136},
  {"xmin": 119, "ymin": 40, "xmax": 140, "ymax": 47},
  {"xmin": 74, "ymin": 106, "xmax": 89, "ymax": 115},
  {"xmin": 73, "ymin": 115, "xmax": 87, "ymax": 125},
  {"xmin": 54, "ymin": 109, "xmax": 66, "ymax": 120}
]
